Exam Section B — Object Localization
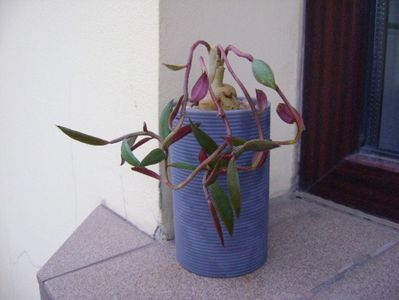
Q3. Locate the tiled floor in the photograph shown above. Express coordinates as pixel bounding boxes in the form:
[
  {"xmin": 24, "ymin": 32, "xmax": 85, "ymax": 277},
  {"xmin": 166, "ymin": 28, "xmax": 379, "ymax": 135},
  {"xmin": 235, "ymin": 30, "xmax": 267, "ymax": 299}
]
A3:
[{"xmin": 37, "ymin": 193, "xmax": 399, "ymax": 300}]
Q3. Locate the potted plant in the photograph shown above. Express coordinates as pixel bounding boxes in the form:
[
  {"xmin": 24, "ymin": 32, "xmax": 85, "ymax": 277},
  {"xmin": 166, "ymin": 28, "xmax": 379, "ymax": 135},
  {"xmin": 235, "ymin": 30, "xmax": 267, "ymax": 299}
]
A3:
[{"xmin": 57, "ymin": 40, "xmax": 305, "ymax": 278}]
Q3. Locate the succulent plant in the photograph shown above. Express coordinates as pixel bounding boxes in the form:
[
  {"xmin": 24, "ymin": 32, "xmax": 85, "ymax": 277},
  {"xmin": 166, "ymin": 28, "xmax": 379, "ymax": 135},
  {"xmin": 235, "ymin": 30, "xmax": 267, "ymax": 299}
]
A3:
[{"xmin": 58, "ymin": 40, "xmax": 305, "ymax": 246}]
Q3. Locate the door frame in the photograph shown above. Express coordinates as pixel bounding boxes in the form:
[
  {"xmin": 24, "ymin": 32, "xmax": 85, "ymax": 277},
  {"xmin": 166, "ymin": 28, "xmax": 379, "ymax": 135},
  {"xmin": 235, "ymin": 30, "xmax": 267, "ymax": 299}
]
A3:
[{"xmin": 300, "ymin": 0, "xmax": 399, "ymax": 222}]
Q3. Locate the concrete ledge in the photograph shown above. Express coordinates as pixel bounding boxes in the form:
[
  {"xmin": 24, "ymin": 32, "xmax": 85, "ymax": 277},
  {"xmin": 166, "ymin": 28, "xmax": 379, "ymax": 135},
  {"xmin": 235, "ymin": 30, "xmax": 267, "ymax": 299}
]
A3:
[{"xmin": 38, "ymin": 194, "xmax": 399, "ymax": 299}]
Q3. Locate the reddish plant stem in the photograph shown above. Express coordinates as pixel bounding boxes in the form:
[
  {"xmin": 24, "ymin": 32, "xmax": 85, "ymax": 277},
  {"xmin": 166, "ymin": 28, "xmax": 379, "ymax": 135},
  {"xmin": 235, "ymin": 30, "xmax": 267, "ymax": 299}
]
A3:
[
  {"xmin": 164, "ymin": 41, "xmax": 211, "ymax": 149},
  {"xmin": 163, "ymin": 142, "xmax": 227, "ymax": 190},
  {"xmin": 273, "ymin": 84, "xmax": 305, "ymax": 145},
  {"xmin": 109, "ymin": 130, "xmax": 161, "ymax": 144},
  {"xmin": 225, "ymin": 45, "xmax": 254, "ymax": 62},
  {"xmin": 199, "ymin": 55, "xmax": 233, "ymax": 142},
  {"xmin": 217, "ymin": 44, "xmax": 265, "ymax": 140}
]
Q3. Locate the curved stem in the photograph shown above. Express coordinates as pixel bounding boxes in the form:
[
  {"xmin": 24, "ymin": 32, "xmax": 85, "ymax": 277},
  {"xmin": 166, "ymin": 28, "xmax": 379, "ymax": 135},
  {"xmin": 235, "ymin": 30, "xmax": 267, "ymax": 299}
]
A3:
[
  {"xmin": 109, "ymin": 130, "xmax": 161, "ymax": 144},
  {"xmin": 163, "ymin": 40, "xmax": 211, "ymax": 148},
  {"xmin": 199, "ymin": 54, "xmax": 233, "ymax": 142},
  {"xmin": 272, "ymin": 84, "xmax": 305, "ymax": 145},
  {"xmin": 216, "ymin": 45, "xmax": 264, "ymax": 140},
  {"xmin": 162, "ymin": 142, "xmax": 227, "ymax": 190},
  {"xmin": 225, "ymin": 45, "xmax": 254, "ymax": 62}
]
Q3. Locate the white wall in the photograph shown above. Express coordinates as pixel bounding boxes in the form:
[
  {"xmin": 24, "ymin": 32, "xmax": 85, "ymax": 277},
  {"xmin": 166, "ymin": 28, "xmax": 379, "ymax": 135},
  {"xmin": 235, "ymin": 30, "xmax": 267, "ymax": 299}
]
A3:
[
  {"xmin": 160, "ymin": 0, "xmax": 305, "ymax": 197},
  {"xmin": 0, "ymin": 1, "xmax": 159, "ymax": 299},
  {"xmin": 0, "ymin": 0, "xmax": 304, "ymax": 299}
]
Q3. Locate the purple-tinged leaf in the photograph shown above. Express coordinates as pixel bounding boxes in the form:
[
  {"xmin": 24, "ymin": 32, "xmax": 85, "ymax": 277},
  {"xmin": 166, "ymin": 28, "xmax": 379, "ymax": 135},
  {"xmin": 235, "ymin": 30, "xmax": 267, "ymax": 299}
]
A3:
[
  {"xmin": 57, "ymin": 125, "xmax": 109, "ymax": 146},
  {"xmin": 168, "ymin": 95, "xmax": 184, "ymax": 130},
  {"xmin": 131, "ymin": 167, "xmax": 161, "ymax": 180},
  {"xmin": 227, "ymin": 157, "xmax": 241, "ymax": 218},
  {"xmin": 168, "ymin": 125, "xmax": 192, "ymax": 145},
  {"xmin": 140, "ymin": 148, "xmax": 166, "ymax": 167},
  {"xmin": 255, "ymin": 89, "xmax": 268, "ymax": 112},
  {"xmin": 163, "ymin": 63, "xmax": 187, "ymax": 71},
  {"xmin": 210, "ymin": 182, "xmax": 234, "ymax": 236},
  {"xmin": 163, "ymin": 123, "xmax": 199, "ymax": 148},
  {"xmin": 276, "ymin": 103, "xmax": 295, "ymax": 124},
  {"xmin": 191, "ymin": 72, "xmax": 209, "ymax": 103},
  {"xmin": 208, "ymin": 199, "xmax": 225, "ymax": 247},
  {"xmin": 143, "ymin": 122, "xmax": 148, "ymax": 132},
  {"xmin": 198, "ymin": 149, "xmax": 208, "ymax": 163},
  {"xmin": 132, "ymin": 137, "xmax": 153, "ymax": 151}
]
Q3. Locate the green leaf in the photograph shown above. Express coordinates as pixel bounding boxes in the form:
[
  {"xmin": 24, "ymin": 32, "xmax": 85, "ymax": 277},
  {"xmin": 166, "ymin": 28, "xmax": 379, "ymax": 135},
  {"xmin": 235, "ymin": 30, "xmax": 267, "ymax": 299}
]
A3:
[
  {"xmin": 207, "ymin": 200, "xmax": 225, "ymax": 247},
  {"xmin": 140, "ymin": 148, "xmax": 166, "ymax": 167},
  {"xmin": 243, "ymin": 139, "xmax": 280, "ymax": 152},
  {"xmin": 227, "ymin": 157, "xmax": 241, "ymax": 218},
  {"xmin": 169, "ymin": 162, "xmax": 197, "ymax": 171},
  {"xmin": 210, "ymin": 182, "xmax": 234, "ymax": 236},
  {"xmin": 121, "ymin": 138, "xmax": 140, "ymax": 167},
  {"xmin": 231, "ymin": 136, "xmax": 246, "ymax": 146},
  {"xmin": 190, "ymin": 119, "xmax": 218, "ymax": 155},
  {"xmin": 163, "ymin": 63, "xmax": 186, "ymax": 71},
  {"xmin": 252, "ymin": 59, "xmax": 276, "ymax": 90},
  {"xmin": 160, "ymin": 100, "xmax": 174, "ymax": 139},
  {"xmin": 57, "ymin": 125, "xmax": 109, "ymax": 146},
  {"xmin": 120, "ymin": 136, "xmax": 138, "ymax": 166}
]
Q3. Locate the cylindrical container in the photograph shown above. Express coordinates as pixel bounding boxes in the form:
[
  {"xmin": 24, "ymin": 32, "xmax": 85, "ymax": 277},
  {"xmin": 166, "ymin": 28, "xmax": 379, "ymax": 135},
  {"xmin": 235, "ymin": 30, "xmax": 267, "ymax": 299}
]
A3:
[{"xmin": 170, "ymin": 103, "xmax": 270, "ymax": 278}]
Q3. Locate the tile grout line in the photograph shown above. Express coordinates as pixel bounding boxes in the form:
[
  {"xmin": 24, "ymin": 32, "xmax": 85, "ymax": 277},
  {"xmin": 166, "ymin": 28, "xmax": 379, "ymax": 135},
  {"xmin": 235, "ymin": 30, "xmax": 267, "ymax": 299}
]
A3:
[
  {"xmin": 42, "ymin": 242, "xmax": 156, "ymax": 284},
  {"xmin": 304, "ymin": 239, "xmax": 399, "ymax": 298}
]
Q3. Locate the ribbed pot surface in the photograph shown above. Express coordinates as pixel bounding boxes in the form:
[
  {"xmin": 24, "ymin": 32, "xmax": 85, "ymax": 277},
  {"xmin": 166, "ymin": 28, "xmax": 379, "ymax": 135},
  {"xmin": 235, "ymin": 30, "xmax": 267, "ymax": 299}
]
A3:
[{"xmin": 170, "ymin": 105, "xmax": 270, "ymax": 277}]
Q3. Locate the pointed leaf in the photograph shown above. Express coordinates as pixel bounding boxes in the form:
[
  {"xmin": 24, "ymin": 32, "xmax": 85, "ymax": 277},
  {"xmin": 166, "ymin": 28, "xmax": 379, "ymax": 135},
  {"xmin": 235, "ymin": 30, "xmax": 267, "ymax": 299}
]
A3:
[
  {"xmin": 164, "ymin": 123, "xmax": 199, "ymax": 148},
  {"xmin": 143, "ymin": 122, "xmax": 148, "ymax": 132},
  {"xmin": 208, "ymin": 200, "xmax": 225, "ymax": 247},
  {"xmin": 120, "ymin": 136, "xmax": 138, "ymax": 166},
  {"xmin": 210, "ymin": 182, "xmax": 234, "ymax": 236},
  {"xmin": 132, "ymin": 137, "xmax": 153, "ymax": 151},
  {"xmin": 170, "ymin": 124, "xmax": 194, "ymax": 143},
  {"xmin": 191, "ymin": 72, "xmax": 209, "ymax": 103},
  {"xmin": 140, "ymin": 148, "xmax": 166, "ymax": 167},
  {"xmin": 252, "ymin": 59, "xmax": 276, "ymax": 90},
  {"xmin": 163, "ymin": 63, "xmax": 187, "ymax": 71},
  {"xmin": 255, "ymin": 89, "xmax": 268, "ymax": 112},
  {"xmin": 121, "ymin": 138, "xmax": 140, "ymax": 167},
  {"xmin": 169, "ymin": 162, "xmax": 197, "ymax": 171},
  {"xmin": 160, "ymin": 100, "xmax": 174, "ymax": 139},
  {"xmin": 276, "ymin": 103, "xmax": 295, "ymax": 124},
  {"xmin": 168, "ymin": 95, "xmax": 184, "ymax": 129},
  {"xmin": 243, "ymin": 139, "xmax": 280, "ymax": 152},
  {"xmin": 190, "ymin": 119, "xmax": 218, "ymax": 155},
  {"xmin": 131, "ymin": 167, "xmax": 161, "ymax": 180},
  {"xmin": 57, "ymin": 125, "xmax": 109, "ymax": 146},
  {"xmin": 227, "ymin": 157, "xmax": 241, "ymax": 218}
]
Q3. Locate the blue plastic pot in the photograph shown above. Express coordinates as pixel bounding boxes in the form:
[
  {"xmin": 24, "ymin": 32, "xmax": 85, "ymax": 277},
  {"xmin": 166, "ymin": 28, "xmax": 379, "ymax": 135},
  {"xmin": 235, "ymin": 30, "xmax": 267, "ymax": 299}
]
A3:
[{"xmin": 170, "ymin": 104, "xmax": 270, "ymax": 278}]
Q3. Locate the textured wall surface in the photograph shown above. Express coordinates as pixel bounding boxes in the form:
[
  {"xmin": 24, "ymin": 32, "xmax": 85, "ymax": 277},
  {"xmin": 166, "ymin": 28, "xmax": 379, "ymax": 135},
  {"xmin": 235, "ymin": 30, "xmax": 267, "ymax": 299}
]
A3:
[
  {"xmin": 0, "ymin": 1, "xmax": 159, "ymax": 299},
  {"xmin": 160, "ymin": 0, "xmax": 305, "ymax": 197}
]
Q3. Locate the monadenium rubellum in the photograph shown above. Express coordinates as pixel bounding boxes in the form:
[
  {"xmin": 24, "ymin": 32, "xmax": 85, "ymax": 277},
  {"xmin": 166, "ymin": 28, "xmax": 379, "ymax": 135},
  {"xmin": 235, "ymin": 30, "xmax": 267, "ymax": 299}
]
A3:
[{"xmin": 58, "ymin": 40, "xmax": 305, "ymax": 246}]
